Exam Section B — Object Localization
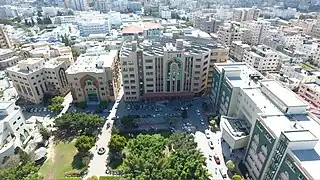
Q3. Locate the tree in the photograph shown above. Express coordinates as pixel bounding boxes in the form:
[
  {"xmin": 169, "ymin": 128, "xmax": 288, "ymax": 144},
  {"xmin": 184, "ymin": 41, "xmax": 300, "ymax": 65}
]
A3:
[
  {"xmin": 71, "ymin": 47, "xmax": 80, "ymax": 58},
  {"xmin": 120, "ymin": 133, "xmax": 210, "ymax": 179},
  {"xmin": 37, "ymin": 11, "xmax": 42, "ymax": 17},
  {"xmin": 120, "ymin": 116, "xmax": 134, "ymax": 126},
  {"xmin": 39, "ymin": 126, "xmax": 50, "ymax": 140},
  {"xmin": 61, "ymin": 33, "xmax": 70, "ymax": 46},
  {"xmin": 67, "ymin": 10, "xmax": 74, "ymax": 15},
  {"xmin": 2, "ymin": 154, "xmax": 21, "ymax": 169},
  {"xmin": 57, "ymin": 11, "xmax": 63, "ymax": 16},
  {"xmin": 109, "ymin": 134, "xmax": 127, "ymax": 153},
  {"xmin": 30, "ymin": 18, "xmax": 35, "ymax": 26},
  {"xmin": 226, "ymin": 160, "xmax": 236, "ymax": 172},
  {"xmin": 232, "ymin": 174, "xmax": 242, "ymax": 180},
  {"xmin": 210, "ymin": 120, "xmax": 216, "ymax": 127},
  {"xmin": 24, "ymin": 19, "xmax": 28, "ymax": 26},
  {"xmin": 0, "ymin": 161, "xmax": 42, "ymax": 180},
  {"xmin": 75, "ymin": 135, "xmax": 95, "ymax": 155},
  {"xmin": 48, "ymin": 96, "xmax": 64, "ymax": 112},
  {"xmin": 36, "ymin": 17, "xmax": 43, "ymax": 25},
  {"xmin": 54, "ymin": 113, "xmax": 104, "ymax": 136}
]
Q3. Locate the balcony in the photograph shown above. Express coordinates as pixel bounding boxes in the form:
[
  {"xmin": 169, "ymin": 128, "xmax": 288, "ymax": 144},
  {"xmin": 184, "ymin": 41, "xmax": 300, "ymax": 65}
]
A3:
[{"xmin": 220, "ymin": 116, "xmax": 251, "ymax": 150}]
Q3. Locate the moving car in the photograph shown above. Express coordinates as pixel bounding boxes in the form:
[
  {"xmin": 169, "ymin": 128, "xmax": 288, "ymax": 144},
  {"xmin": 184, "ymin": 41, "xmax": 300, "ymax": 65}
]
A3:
[
  {"xmin": 208, "ymin": 141, "xmax": 214, "ymax": 149},
  {"xmin": 208, "ymin": 155, "xmax": 213, "ymax": 161},
  {"xmin": 214, "ymin": 155, "xmax": 220, "ymax": 165}
]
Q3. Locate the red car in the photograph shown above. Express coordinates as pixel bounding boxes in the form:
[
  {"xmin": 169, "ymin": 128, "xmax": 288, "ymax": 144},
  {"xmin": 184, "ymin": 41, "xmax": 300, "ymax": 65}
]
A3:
[{"xmin": 214, "ymin": 155, "xmax": 220, "ymax": 165}]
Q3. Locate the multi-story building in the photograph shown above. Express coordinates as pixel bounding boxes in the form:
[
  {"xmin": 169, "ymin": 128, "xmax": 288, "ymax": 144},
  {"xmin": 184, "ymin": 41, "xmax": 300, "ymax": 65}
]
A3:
[
  {"xmin": 73, "ymin": 0, "xmax": 89, "ymax": 11},
  {"xmin": 194, "ymin": 16, "xmax": 222, "ymax": 34},
  {"xmin": 298, "ymin": 77, "xmax": 320, "ymax": 108},
  {"xmin": 217, "ymin": 22, "xmax": 244, "ymax": 45},
  {"xmin": 232, "ymin": 8, "xmax": 260, "ymax": 22},
  {"xmin": 0, "ymin": 49, "xmax": 21, "ymax": 70},
  {"xmin": 0, "ymin": 25, "xmax": 12, "ymax": 49},
  {"xmin": 0, "ymin": 101, "xmax": 30, "ymax": 167},
  {"xmin": 243, "ymin": 45, "xmax": 279, "ymax": 72},
  {"xmin": 229, "ymin": 41, "xmax": 251, "ymax": 62},
  {"xmin": 6, "ymin": 57, "xmax": 71, "ymax": 104},
  {"xmin": 210, "ymin": 62, "xmax": 320, "ymax": 180},
  {"xmin": 66, "ymin": 49, "xmax": 120, "ymax": 104},
  {"xmin": 120, "ymin": 38, "xmax": 228, "ymax": 101},
  {"xmin": 311, "ymin": 43, "xmax": 320, "ymax": 67},
  {"xmin": 78, "ymin": 19, "xmax": 111, "ymax": 37},
  {"xmin": 242, "ymin": 19, "xmax": 271, "ymax": 45}
]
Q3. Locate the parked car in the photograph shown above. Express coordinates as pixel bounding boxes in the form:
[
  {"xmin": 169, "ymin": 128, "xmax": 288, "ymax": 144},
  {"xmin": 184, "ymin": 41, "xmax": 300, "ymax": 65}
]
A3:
[
  {"xmin": 219, "ymin": 168, "xmax": 227, "ymax": 179},
  {"xmin": 205, "ymin": 130, "xmax": 211, "ymax": 139},
  {"xmin": 208, "ymin": 141, "xmax": 214, "ymax": 149},
  {"xmin": 208, "ymin": 155, "xmax": 213, "ymax": 161},
  {"xmin": 196, "ymin": 110, "xmax": 201, "ymax": 116}
]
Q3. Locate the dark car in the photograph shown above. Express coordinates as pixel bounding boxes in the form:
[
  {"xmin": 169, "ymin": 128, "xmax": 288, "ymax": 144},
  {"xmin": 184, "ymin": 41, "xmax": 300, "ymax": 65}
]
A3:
[
  {"xmin": 214, "ymin": 155, "xmax": 220, "ymax": 165},
  {"xmin": 97, "ymin": 147, "xmax": 106, "ymax": 155}
]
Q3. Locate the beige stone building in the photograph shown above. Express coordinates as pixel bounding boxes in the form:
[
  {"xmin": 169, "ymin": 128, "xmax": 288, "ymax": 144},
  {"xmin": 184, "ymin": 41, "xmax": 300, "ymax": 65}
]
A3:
[
  {"xmin": 0, "ymin": 49, "xmax": 21, "ymax": 70},
  {"xmin": 6, "ymin": 57, "xmax": 71, "ymax": 104},
  {"xmin": 120, "ymin": 38, "xmax": 229, "ymax": 101},
  {"xmin": 66, "ymin": 50, "xmax": 120, "ymax": 104},
  {"xmin": 217, "ymin": 22, "xmax": 244, "ymax": 45}
]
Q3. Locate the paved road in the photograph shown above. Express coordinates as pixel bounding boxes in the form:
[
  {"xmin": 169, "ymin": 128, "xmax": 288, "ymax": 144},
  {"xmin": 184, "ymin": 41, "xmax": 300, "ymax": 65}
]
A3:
[
  {"xmin": 86, "ymin": 87, "xmax": 124, "ymax": 178},
  {"xmin": 194, "ymin": 130, "xmax": 228, "ymax": 180}
]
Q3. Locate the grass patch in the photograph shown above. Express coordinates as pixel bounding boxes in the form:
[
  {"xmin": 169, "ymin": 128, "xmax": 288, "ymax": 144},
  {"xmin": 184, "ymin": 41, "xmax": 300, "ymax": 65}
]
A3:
[
  {"xmin": 99, "ymin": 176, "xmax": 122, "ymax": 180},
  {"xmin": 301, "ymin": 63, "xmax": 313, "ymax": 71},
  {"xmin": 39, "ymin": 141, "xmax": 84, "ymax": 180},
  {"xmin": 61, "ymin": 178, "xmax": 82, "ymax": 180}
]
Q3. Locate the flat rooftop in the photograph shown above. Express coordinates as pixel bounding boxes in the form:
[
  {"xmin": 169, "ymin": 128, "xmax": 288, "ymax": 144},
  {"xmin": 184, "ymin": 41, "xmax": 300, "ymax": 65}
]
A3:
[
  {"xmin": 221, "ymin": 116, "xmax": 250, "ymax": 140},
  {"xmin": 303, "ymin": 82, "xmax": 320, "ymax": 92},
  {"xmin": 215, "ymin": 63, "xmax": 263, "ymax": 88},
  {"xmin": 260, "ymin": 80, "xmax": 307, "ymax": 107},
  {"xmin": 66, "ymin": 50, "xmax": 117, "ymax": 74},
  {"xmin": 243, "ymin": 88, "xmax": 282, "ymax": 115}
]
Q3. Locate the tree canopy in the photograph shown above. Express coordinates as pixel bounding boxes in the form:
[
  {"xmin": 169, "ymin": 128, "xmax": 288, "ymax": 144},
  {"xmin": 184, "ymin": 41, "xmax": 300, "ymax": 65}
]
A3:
[
  {"xmin": 0, "ymin": 150, "xmax": 42, "ymax": 180},
  {"xmin": 226, "ymin": 160, "xmax": 236, "ymax": 171},
  {"xmin": 75, "ymin": 135, "xmax": 95, "ymax": 154},
  {"xmin": 119, "ymin": 132, "xmax": 210, "ymax": 179},
  {"xmin": 54, "ymin": 113, "xmax": 104, "ymax": 137},
  {"xmin": 109, "ymin": 134, "xmax": 127, "ymax": 153},
  {"xmin": 48, "ymin": 96, "xmax": 64, "ymax": 112}
]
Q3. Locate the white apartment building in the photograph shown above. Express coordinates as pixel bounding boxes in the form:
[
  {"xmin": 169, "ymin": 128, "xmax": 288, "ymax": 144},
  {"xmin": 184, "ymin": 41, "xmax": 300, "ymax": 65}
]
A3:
[
  {"xmin": 279, "ymin": 31, "xmax": 302, "ymax": 49},
  {"xmin": 0, "ymin": 101, "xmax": 30, "ymax": 167},
  {"xmin": 0, "ymin": 49, "xmax": 21, "ymax": 70},
  {"xmin": 217, "ymin": 22, "xmax": 244, "ymax": 45},
  {"xmin": 296, "ymin": 41, "xmax": 318, "ymax": 59},
  {"xmin": 311, "ymin": 43, "xmax": 320, "ymax": 67},
  {"xmin": 232, "ymin": 8, "xmax": 260, "ymax": 22},
  {"xmin": 120, "ymin": 38, "xmax": 229, "ymax": 101},
  {"xmin": 211, "ymin": 63, "xmax": 320, "ymax": 180},
  {"xmin": 161, "ymin": 10, "xmax": 171, "ymax": 19},
  {"xmin": 243, "ymin": 45, "xmax": 280, "ymax": 72},
  {"xmin": 78, "ymin": 19, "xmax": 111, "ymax": 37},
  {"xmin": 0, "ymin": 25, "xmax": 12, "ymax": 49},
  {"xmin": 195, "ymin": 16, "xmax": 222, "ymax": 34},
  {"xmin": 72, "ymin": 40, "xmax": 122, "ymax": 55},
  {"xmin": 229, "ymin": 41, "xmax": 251, "ymax": 62},
  {"xmin": 41, "ymin": 7, "xmax": 57, "ymax": 17},
  {"xmin": 66, "ymin": 50, "xmax": 120, "ymax": 104},
  {"xmin": 242, "ymin": 19, "xmax": 271, "ymax": 45}
]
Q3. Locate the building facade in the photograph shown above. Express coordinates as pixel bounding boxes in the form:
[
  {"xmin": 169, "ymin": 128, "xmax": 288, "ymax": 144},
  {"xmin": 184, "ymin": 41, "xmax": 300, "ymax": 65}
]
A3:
[
  {"xmin": 243, "ymin": 45, "xmax": 280, "ymax": 72},
  {"xmin": 0, "ymin": 49, "xmax": 21, "ymax": 70},
  {"xmin": 210, "ymin": 62, "xmax": 319, "ymax": 180},
  {"xmin": 242, "ymin": 19, "xmax": 271, "ymax": 45},
  {"xmin": 233, "ymin": 8, "xmax": 260, "ymax": 22},
  {"xmin": 229, "ymin": 41, "xmax": 251, "ymax": 62},
  {"xmin": 0, "ymin": 101, "xmax": 30, "ymax": 167},
  {"xmin": 78, "ymin": 19, "xmax": 111, "ymax": 37},
  {"xmin": 0, "ymin": 25, "xmax": 12, "ymax": 49},
  {"xmin": 6, "ymin": 57, "xmax": 71, "ymax": 104},
  {"xmin": 66, "ymin": 50, "xmax": 120, "ymax": 104},
  {"xmin": 217, "ymin": 22, "xmax": 244, "ymax": 45},
  {"xmin": 120, "ymin": 38, "xmax": 228, "ymax": 101}
]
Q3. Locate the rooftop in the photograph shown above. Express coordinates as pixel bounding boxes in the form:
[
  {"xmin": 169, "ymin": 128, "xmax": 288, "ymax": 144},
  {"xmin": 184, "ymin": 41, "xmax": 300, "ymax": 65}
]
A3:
[
  {"xmin": 215, "ymin": 63, "xmax": 263, "ymax": 88},
  {"xmin": 0, "ymin": 49, "xmax": 14, "ymax": 55},
  {"xmin": 120, "ymin": 38, "xmax": 222, "ymax": 58},
  {"xmin": 66, "ymin": 50, "xmax": 117, "ymax": 74},
  {"xmin": 260, "ymin": 80, "xmax": 307, "ymax": 108}
]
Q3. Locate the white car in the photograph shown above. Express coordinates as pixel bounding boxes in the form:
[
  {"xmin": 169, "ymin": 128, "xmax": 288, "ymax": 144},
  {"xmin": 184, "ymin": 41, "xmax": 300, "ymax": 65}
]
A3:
[
  {"xmin": 205, "ymin": 130, "xmax": 211, "ymax": 139},
  {"xmin": 196, "ymin": 110, "xmax": 201, "ymax": 116}
]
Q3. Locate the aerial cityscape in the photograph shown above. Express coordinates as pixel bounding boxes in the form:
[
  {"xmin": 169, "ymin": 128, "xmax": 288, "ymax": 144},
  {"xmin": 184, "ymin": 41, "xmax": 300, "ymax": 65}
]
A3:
[{"xmin": 0, "ymin": 0, "xmax": 319, "ymax": 180}]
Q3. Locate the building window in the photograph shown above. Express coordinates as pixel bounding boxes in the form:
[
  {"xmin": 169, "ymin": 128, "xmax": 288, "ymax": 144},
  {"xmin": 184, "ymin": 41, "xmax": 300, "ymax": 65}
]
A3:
[{"xmin": 101, "ymin": 88, "xmax": 104, "ymax": 90}]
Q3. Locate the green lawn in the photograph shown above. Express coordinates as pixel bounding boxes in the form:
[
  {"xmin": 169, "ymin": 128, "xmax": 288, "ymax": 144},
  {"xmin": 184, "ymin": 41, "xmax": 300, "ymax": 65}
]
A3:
[
  {"xmin": 99, "ymin": 176, "xmax": 122, "ymax": 180},
  {"xmin": 39, "ymin": 141, "xmax": 82, "ymax": 180}
]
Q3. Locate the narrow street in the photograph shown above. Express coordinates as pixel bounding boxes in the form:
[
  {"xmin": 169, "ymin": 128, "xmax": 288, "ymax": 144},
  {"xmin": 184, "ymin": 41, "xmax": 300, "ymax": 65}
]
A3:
[{"xmin": 86, "ymin": 87, "xmax": 123, "ymax": 178}]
